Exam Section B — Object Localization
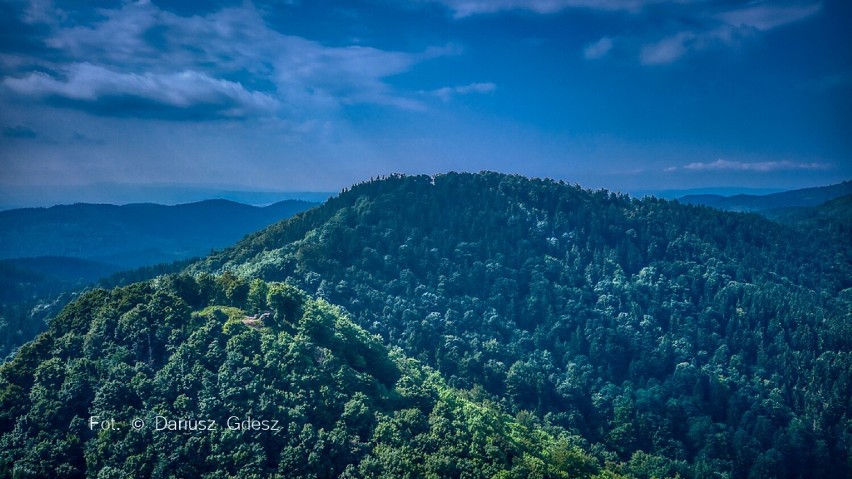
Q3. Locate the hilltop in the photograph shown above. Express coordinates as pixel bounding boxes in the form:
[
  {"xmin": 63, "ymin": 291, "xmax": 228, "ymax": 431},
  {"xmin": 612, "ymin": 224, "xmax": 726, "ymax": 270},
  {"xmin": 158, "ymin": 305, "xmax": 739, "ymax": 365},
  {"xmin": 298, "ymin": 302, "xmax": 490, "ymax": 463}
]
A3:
[
  {"xmin": 0, "ymin": 277, "xmax": 621, "ymax": 478},
  {"xmin": 191, "ymin": 172, "xmax": 851, "ymax": 478},
  {"xmin": 2, "ymin": 172, "xmax": 850, "ymax": 478}
]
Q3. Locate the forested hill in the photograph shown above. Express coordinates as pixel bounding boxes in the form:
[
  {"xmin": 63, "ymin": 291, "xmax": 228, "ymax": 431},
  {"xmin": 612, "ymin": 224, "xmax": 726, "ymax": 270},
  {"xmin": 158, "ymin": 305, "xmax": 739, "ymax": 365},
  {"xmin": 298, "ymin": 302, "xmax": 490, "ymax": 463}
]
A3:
[
  {"xmin": 764, "ymin": 194, "xmax": 852, "ymax": 240},
  {"xmin": 0, "ymin": 277, "xmax": 623, "ymax": 478},
  {"xmin": 192, "ymin": 172, "xmax": 852, "ymax": 478},
  {"xmin": 0, "ymin": 199, "xmax": 318, "ymax": 268},
  {"xmin": 0, "ymin": 199, "xmax": 320, "ymax": 360}
]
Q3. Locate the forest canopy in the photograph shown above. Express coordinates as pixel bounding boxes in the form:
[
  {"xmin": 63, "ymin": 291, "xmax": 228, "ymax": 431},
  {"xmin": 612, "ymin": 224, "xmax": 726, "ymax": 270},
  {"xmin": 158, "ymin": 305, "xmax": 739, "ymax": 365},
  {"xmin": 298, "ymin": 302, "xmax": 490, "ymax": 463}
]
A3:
[{"xmin": 2, "ymin": 172, "xmax": 850, "ymax": 478}]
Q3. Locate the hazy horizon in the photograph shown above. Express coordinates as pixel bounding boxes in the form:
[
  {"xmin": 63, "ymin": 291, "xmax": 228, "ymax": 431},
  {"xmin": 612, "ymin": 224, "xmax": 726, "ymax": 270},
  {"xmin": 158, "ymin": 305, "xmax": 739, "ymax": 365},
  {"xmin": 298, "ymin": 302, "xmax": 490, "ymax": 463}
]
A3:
[
  {"xmin": 0, "ymin": 182, "xmax": 335, "ymax": 210},
  {"xmin": 2, "ymin": 177, "xmax": 839, "ymax": 211}
]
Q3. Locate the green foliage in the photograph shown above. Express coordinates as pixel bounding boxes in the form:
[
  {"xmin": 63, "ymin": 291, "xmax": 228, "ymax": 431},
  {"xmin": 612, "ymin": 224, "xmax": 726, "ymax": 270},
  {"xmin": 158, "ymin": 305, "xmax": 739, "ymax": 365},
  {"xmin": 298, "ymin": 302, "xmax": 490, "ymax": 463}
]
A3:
[
  {"xmin": 0, "ymin": 276, "xmax": 612, "ymax": 478},
  {"xmin": 190, "ymin": 172, "xmax": 851, "ymax": 478},
  {"xmin": 246, "ymin": 279, "xmax": 269, "ymax": 313},
  {"xmin": 266, "ymin": 282, "xmax": 305, "ymax": 325},
  {"xmin": 3, "ymin": 172, "xmax": 849, "ymax": 478},
  {"xmin": 0, "ymin": 199, "xmax": 319, "ymax": 358}
]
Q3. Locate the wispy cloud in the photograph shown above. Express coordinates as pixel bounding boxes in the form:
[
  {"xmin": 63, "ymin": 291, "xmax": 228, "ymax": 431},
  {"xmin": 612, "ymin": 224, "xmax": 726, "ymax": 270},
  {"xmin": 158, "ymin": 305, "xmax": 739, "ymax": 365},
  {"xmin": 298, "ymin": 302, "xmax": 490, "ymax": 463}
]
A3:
[
  {"xmin": 4, "ymin": 63, "xmax": 280, "ymax": 120},
  {"xmin": 637, "ymin": 2, "xmax": 821, "ymax": 65},
  {"xmin": 418, "ymin": 0, "xmax": 668, "ymax": 18},
  {"xmin": 414, "ymin": 0, "xmax": 821, "ymax": 65},
  {"xmin": 670, "ymin": 159, "xmax": 831, "ymax": 172},
  {"xmin": 639, "ymin": 31, "xmax": 696, "ymax": 65},
  {"xmin": 2, "ymin": 2, "xmax": 443, "ymax": 121},
  {"xmin": 584, "ymin": 37, "xmax": 614, "ymax": 60},
  {"xmin": 638, "ymin": 26, "xmax": 745, "ymax": 65},
  {"xmin": 426, "ymin": 82, "xmax": 496, "ymax": 101},
  {"xmin": 715, "ymin": 3, "xmax": 822, "ymax": 31}
]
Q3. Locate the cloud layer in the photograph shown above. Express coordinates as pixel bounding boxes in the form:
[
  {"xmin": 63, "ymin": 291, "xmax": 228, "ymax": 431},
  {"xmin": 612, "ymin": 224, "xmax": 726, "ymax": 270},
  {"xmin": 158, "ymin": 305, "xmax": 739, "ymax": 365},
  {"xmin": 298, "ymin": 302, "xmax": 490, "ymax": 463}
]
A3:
[
  {"xmin": 638, "ymin": 3, "xmax": 821, "ymax": 65},
  {"xmin": 416, "ymin": 0, "xmax": 821, "ymax": 65},
  {"xmin": 421, "ymin": 0, "xmax": 667, "ymax": 17},
  {"xmin": 584, "ymin": 37, "xmax": 614, "ymax": 60},
  {"xmin": 4, "ymin": 63, "xmax": 279, "ymax": 119},
  {"xmin": 426, "ymin": 82, "xmax": 496, "ymax": 101},
  {"xmin": 1, "ymin": 1, "xmax": 446, "ymax": 121},
  {"xmin": 669, "ymin": 159, "xmax": 831, "ymax": 173}
]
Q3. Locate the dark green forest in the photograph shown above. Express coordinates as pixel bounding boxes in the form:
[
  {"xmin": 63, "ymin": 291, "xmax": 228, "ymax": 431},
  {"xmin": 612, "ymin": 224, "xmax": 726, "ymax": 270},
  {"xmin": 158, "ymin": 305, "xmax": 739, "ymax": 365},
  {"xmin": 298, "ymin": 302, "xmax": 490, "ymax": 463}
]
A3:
[
  {"xmin": 0, "ymin": 198, "xmax": 317, "ymax": 359},
  {"xmin": 193, "ymin": 173, "xmax": 851, "ymax": 478},
  {"xmin": 0, "ymin": 258, "xmax": 196, "ymax": 359},
  {"xmin": 2, "ymin": 172, "xmax": 850, "ymax": 478},
  {"xmin": 0, "ymin": 277, "xmax": 626, "ymax": 478}
]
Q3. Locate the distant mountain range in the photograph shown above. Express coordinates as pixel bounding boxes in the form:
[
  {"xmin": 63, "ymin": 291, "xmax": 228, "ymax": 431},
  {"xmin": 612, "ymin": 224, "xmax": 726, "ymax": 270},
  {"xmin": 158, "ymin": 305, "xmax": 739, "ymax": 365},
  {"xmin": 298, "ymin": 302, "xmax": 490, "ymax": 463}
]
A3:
[
  {"xmin": 0, "ymin": 183, "xmax": 334, "ymax": 210},
  {"xmin": 677, "ymin": 180, "xmax": 852, "ymax": 212},
  {"xmin": 0, "ymin": 199, "xmax": 319, "ymax": 266},
  {"xmin": 0, "ymin": 199, "xmax": 319, "ymax": 287}
]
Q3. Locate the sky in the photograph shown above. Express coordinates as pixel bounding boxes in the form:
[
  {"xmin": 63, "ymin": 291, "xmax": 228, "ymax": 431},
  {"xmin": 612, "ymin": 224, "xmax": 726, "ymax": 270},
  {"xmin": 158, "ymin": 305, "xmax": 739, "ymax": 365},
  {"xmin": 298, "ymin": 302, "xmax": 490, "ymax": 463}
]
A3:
[{"xmin": 0, "ymin": 0, "xmax": 850, "ymax": 206}]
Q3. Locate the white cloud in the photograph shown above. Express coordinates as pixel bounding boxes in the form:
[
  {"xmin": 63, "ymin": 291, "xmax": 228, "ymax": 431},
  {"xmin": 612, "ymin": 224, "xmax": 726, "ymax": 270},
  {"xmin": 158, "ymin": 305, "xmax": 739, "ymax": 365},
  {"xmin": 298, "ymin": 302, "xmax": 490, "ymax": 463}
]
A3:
[
  {"xmin": 7, "ymin": 2, "xmax": 442, "ymax": 120},
  {"xmin": 423, "ymin": 0, "xmax": 823, "ymax": 27},
  {"xmin": 715, "ymin": 3, "xmax": 821, "ymax": 31},
  {"xmin": 421, "ymin": 0, "xmax": 669, "ymax": 18},
  {"xmin": 637, "ymin": 2, "xmax": 821, "ymax": 65},
  {"xmin": 3, "ymin": 63, "xmax": 280, "ymax": 119},
  {"xmin": 639, "ymin": 32, "xmax": 695, "ymax": 65},
  {"xmin": 675, "ymin": 159, "xmax": 831, "ymax": 172},
  {"xmin": 434, "ymin": 0, "xmax": 822, "ymax": 66},
  {"xmin": 427, "ymin": 82, "xmax": 496, "ymax": 101},
  {"xmin": 584, "ymin": 37, "xmax": 614, "ymax": 60},
  {"xmin": 639, "ymin": 26, "xmax": 741, "ymax": 65}
]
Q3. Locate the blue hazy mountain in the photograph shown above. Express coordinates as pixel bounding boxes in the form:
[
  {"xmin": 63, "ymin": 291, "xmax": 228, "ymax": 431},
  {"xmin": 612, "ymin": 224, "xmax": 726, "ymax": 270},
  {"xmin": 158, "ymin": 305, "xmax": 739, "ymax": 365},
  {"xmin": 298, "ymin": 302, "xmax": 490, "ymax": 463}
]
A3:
[
  {"xmin": 677, "ymin": 180, "xmax": 852, "ymax": 212},
  {"xmin": 0, "ymin": 183, "xmax": 333, "ymax": 211},
  {"xmin": 0, "ymin": 199, "xmax": 319, "ymax": 270},
  {"xmin": 0, "ymin": 199, "xmax": 320, "ymax": 357}
]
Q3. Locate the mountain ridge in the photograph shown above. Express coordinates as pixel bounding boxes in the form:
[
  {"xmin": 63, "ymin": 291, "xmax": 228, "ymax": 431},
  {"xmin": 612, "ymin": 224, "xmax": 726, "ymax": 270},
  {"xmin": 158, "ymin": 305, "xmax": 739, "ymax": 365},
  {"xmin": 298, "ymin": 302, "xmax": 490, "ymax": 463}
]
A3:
[
  {"xmin": 1, "ymin": 172, "xmax": 849, "ymax": 478},
  {"xmin": 0, "ymin": 198, "xmax": 321, "ymax": 358},
  {"xmin": 188, "ymin": 171, "xmax": 851, "ymax": 478},
  {"xmin": 0, "ymin": 198, "xmax": 320, "ymax": 268},
  {"xmin": 677, "ymin": 180, "xmax": 852, "ymax": 212},
  {"xmin": 0, "ymin": 278, "xmax": 625, "ymax": 478}
]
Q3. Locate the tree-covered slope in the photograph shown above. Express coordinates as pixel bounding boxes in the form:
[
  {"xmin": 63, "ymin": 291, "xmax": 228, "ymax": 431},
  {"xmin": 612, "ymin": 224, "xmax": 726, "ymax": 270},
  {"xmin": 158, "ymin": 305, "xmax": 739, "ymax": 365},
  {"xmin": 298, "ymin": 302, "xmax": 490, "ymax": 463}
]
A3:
[
  {"xmin": 0, "ymin": 275, "xmax": 628, "ymax": 478},
  {"xmin": 191, "ymin": 172, "xmax": 852, "ymax": 478},
  {"xmin": 678, "ymin": 180, "xmax": 852, "ymax": 212},
  {"xmin": 0, "ymin": 199, "xmax": 319, "ymax": 359},
  {"xmin": 765, "ymin": 194, "xmax": 852, "ymax": 238},
  {"xmin": 0, "ymin": 256, "xmax": 202, "ymax": 361},
  {"xmin": 0, "ymin": 257, "xmax": 121, "ymax": 296}
]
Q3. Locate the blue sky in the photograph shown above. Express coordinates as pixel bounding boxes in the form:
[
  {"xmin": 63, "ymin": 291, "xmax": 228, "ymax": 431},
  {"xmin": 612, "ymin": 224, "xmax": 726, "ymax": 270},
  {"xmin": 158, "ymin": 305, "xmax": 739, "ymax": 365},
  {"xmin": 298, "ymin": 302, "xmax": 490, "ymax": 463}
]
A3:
[{"xmin": 1, "ymin": 0, "xmax": 850, "ymax": 205}]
